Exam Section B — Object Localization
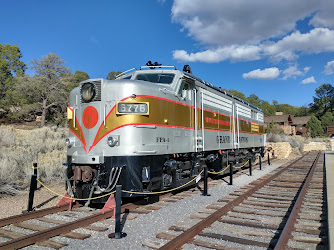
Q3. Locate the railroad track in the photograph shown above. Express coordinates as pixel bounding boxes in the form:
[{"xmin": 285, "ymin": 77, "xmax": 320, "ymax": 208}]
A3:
[
  {"xmin": 0, "ymin": 155, "xmax": 275, "ymax": 249},
  {"xmin": 143, "ymin": 151, "xmax": 328, "ymax": 249},
  {"xmin": 0, "ymin": 188, "xmax": 196, "ymax": 249},
  {"xmin": 0, "ymin": 203, "xmax": 113, "ymax": 249}
]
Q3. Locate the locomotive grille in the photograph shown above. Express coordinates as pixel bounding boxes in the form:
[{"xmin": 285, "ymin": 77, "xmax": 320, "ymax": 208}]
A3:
[{"xmin": 93, "ymin": 81, "xmax": 101, "ymax": 101}]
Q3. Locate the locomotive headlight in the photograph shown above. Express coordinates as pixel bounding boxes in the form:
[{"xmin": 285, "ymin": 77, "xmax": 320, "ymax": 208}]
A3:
[
  {"xmin": 65, "ymin": 137, "xmax": 74, "ymax": 147},
  {"xmin": 81, "ymin": 83, "xmax": 96, "ymax": 102},
  {"xmin": 107, "ymin": 136, "xmax": 119, "ymax": 147}
]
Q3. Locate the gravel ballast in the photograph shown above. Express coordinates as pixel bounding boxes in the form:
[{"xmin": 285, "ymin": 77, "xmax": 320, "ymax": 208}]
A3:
[{"xmin": 55, "ymin": 160, "xmax": 285, "ymax": 249}]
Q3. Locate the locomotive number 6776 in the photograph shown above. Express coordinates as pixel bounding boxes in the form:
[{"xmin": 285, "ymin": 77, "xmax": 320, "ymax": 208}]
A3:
[{"xmin": 65, "ymin": 62, "xmax": 265, "ymax": 203}]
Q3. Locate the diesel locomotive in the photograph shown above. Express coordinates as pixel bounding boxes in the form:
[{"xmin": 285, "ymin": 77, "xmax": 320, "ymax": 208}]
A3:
[{"xmin": 65, "ymin": 62, "xmax": 265, "ymax": 202}]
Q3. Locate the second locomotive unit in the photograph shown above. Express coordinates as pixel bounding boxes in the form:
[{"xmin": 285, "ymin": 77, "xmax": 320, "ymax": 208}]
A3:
[{"xmin": 65, "ymin": 62, "xmax": 265, "ymax": 202}]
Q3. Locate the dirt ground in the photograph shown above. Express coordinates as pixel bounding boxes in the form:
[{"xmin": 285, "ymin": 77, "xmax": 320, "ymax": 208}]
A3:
[{"xmin": 0, "ymin": 182, "xmax": 66, "ymax": 219}]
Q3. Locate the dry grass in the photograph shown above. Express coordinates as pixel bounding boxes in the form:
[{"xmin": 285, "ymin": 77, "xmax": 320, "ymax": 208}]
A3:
[
  {"xmin": 266, "ymin": 133, "xmax": 332, "ymax": 155},
  {"xmin": 0, "ymin": 125, "xmax": 67, "ymax": 197}
]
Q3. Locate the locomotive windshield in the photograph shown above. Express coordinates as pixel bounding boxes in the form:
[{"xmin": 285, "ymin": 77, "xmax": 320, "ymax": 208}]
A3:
[{"xmin": 135, "ymin": 73, "xmax": 175, "ymax": 84}]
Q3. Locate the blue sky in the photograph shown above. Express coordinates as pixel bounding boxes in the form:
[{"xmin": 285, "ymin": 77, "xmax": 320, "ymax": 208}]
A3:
[{"xmin": 1, "ymin": 0, "xmax": 334, "ymax": 107}]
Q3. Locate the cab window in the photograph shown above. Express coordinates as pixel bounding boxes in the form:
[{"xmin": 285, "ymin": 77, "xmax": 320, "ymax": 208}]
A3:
[{"xmin": 135, "ymin": 73, "xmax": 175, "ymax": 84}]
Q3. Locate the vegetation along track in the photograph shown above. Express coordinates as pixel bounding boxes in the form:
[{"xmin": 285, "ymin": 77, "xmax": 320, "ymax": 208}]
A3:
[{"xmin": 143, "ymin": 151, "xmax": 328, "ymax": 249}]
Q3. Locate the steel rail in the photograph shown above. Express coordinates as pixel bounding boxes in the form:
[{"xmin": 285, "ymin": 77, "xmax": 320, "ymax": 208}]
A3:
[
  {"xmin": 274, "ymin": 151, "xmax": 321, "ymax": 249},
  {"xmin": 0, "ymin": 209, "xmax": 114, "ymax": 250},
  {"xmin": 158, "ymin": 153, "xmax": 310, "ymax": 250},
  {"xmin": 0, "ymin": 203, "xmax": 81, "ymax": 228}
]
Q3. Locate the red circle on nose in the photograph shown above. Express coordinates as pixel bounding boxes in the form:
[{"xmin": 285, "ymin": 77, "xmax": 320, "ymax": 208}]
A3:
[{"xmin": 83, "ymin": 106, "xmax": 98, "ymax": 129}]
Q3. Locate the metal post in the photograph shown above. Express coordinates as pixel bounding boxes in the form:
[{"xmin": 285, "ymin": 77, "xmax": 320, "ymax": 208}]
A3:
[
  {"xmin": 27, "ymin": 163, "xmax": 38, "ymax": 212},
  {"xmin": 228, "ymin": 152, "xmax": 233, "ymax": 185},
  {"xmin": 202, "ymin": 166, "xmax": 208, "ymax": 196},
  {"xmin": 171, "ymin": 169, "xmax": 177, "ymax": 188},
  {"xmin": 114, "ymin": 185, "xmax": 122, "ymax": 239},
  {"xmin": 249, "ymin": 159, "xmax": 252, "ymax": 176},
  {"xmin": 268, "ymin": 152, "xmax": 271, "ymax": 165},
  {"xmin": 259, "ymin": 155, "xmax": 262, "ymax": 170},
  {"xmin": 108, "ymin": 185, "xmax": 126, "ymax": 239}
]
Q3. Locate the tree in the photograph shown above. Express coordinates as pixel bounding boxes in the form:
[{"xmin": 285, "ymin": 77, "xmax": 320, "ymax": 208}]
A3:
[
  {"xmin": 0, "ymin": 44, "xmax": 26, "ymax": 115},
  {"xmin": 106, "ymin": 71, "xmax": 122, "ymax": 80},
  {"xmin": 320, "ymin": 112, "xmax": 334, "ymax": 132},
  {"xmin": 15, "ymin": 53, "xmax": 71, "ymax": 126},
  {"xmin": 266, "ymin": 122, "xmax": 284, "ymax": 134},
  {"xmin": 310, "ymin": 83, "xmax": 334, "ymax": 117},
  {"xmin": 225, "ymin": 89, "xmax": 246, "ymax": 99},
  {"xmin": 72, "ymin": 70, "xmax": 89, "ymax": 84},
  {"xmin": 275, "ymin": 104, "xmax": 298, "ymax": 115},
  {"xmin": 246, "ymin": 94, "xmax": 261, "ymax": 108},
  {"xmin": 67, "ymin": 70, "xmax": 90, "ymax": 92},
  {"xmin": 261, "ymin": 101, "xmax": 276, "ymax": 116},
  {"xmin": 306, "ymin": 115, "xmax": 323, "ymax": 137},
  {"xmin": 295, "ymin": 105, "xmax": 310, "ymax": 117},
  {"xmin": 272, "ymin": 100, "xmax": 278, "ymax": 106}
]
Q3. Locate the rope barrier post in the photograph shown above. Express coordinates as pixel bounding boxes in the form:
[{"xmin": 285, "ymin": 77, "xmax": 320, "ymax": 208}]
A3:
[
  {"xmin": 108, "ymin": 185, "xmax": 126, "ymax": 239},
  {"xmin": 202, "ymin": 165, "xmax": 209, "ymax": 196},
  {"xmin": 268, "ymin": 152, "xmax": 271, "ymax": 165},
  {"xmin": 115, "ymin": 185, "xmax": 122, "ymax": 239},
  {"xmin": 27, "ymin": 163, "xmax": 38, "ymax": 212},
  {"xmin": 171, "ymin": 168, "xmax": 177, "ymax": 188},
  {"xmin": 228, "ymin": 152, "xmax": 233, "ymax": 185},
  {"xmin": 259, "ymin": 155, "xmax": 262, "ymax": 170},
  {"xmin": 249, "ymin": 159, "xmax": 252, "ymax": 176}
]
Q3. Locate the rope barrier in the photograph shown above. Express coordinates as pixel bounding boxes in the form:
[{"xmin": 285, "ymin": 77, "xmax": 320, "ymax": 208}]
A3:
[
  {"xmin": 36, "ymin": 179, "xmax": 116, "ymax": 201},
  {"xmin": 36, "ymin": 169, "xmax": 204, "ymax": 200},
  {"xmin": 121, "ymin": 170, "xmax": 204, "ymax": 195},
  {"xmin": 207, "ymin": 159, "xmax": 250, "ymax": 174},
  {"xmin": 233, "ymin": 160, "xmax": 249, "ymax": 169},
  {"xmin": 208, "ymin": 164, "xmax": 230, "ymax": 174}
]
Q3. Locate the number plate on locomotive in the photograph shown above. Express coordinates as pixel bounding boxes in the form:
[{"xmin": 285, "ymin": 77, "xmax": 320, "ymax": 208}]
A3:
[{"xmin": 116, "ymin": 102, "xmax": 149, "ymax": 115}]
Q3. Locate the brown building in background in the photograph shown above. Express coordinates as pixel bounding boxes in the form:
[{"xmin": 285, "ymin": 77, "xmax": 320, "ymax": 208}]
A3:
[
  {"xmin": 264, "ymin": 112, "xmax": 311, "ymax": 136},
  {"xmin": 327, "ymin": 126, "xmax": 334, "ymax": 137}
]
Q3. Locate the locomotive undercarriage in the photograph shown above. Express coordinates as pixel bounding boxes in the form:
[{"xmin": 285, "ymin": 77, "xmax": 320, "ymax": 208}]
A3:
[{"xmin": 65, "ymin": 147, "xmax": 264, "ymax": 203}]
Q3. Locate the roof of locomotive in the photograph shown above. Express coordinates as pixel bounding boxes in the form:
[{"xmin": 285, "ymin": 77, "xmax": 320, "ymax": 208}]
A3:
[{"xmin": 115, "ymin": 64, "xmax": 263, "ymax": 112}]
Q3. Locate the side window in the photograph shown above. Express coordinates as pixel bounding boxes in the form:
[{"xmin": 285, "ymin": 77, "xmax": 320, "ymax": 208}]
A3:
[
  {"xmin": 182, "ymin": 82, "xmax": 190, "ymax": 98},
  {"xmin": 251, "ymin": 110, "xmax": 258, "ymax": 120},
  {"xmin": 178, "ymin": 79, "xmax": 191, "ymax": 100}
]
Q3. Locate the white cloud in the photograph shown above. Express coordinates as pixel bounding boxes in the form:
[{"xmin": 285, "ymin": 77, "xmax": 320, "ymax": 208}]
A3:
[
  {"xmin": 263, "ymin": 28, "xmax": 334, "ymax": 61},
  {"xmin": 304, "ymin": 67, "xmax": 311, "ymax": 73},
  {"xmin": 242, "ymin": 67, "xmax": 280, "ymax": 80},
  {"xmin": 173, "ymin": 44, "xmax": 261, "ymax": 63},
  {"xmin": 323, "ymin": 60, "xmax": 334, "ymax": 75},
  {"xmin": 173, "ymin": 28, "xmax": 334, "ymax": 63},
  {"xmin": 172, "ymin": 0, "xmax": 334, "ymax": 63},
  {"xmin": 172, "ymin": 0, "xmax": 326, "ymax": 46},
  {"xmin": 282, "ymin": 65, "xmax": 311, "ymax": 80},
  {"xmin": 309, "ymin": 1, "xmax": 334, "ymax": 28},
  {"xmin": 301, "ymin": 76, "xmax": 316, "ymax": 84}
]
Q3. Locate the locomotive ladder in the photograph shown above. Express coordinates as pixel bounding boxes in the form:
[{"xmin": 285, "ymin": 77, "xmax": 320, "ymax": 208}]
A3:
[{"xmin": 194, "ymin": 88, "xmax": 205, "ymax": 153}]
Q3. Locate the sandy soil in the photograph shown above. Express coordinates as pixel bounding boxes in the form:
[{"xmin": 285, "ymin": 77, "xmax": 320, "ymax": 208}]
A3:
[{"xmin": 0, "ymin": 183, "xmax": 66, "ymax": 219}]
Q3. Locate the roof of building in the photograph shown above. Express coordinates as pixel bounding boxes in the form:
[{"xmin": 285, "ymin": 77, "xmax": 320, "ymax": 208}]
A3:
[
  {"xmin": 264, "ymin": 114, "xmax": 294, "ymax": 123},
  {"xmin": 264, "ymin": 114, "xmax": 311, "ymax": 126},
  {"xmin": 292, "ymin": 116, "xmax": 311, "ymax": 125}
]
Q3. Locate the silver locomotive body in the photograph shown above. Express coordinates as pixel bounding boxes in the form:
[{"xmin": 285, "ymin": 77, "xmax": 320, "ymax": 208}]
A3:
[{"xmin": 66, "ymin": 65, "xmax": 265, "ymax": 202}]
